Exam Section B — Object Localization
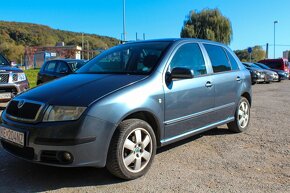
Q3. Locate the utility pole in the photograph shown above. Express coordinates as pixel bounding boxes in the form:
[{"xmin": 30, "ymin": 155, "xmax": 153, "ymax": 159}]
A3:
[
  {"xmin": 274, "ymin": 21, "xmax": 278, "ymax": 58},
  {"xmin": 82, "ymin": 33, "xmax": 84, "ymax": 59},
  {"xmin": 136, "ymin": 32, "xmax": 138, "ymax": 41},
  {"xmin": 266, "ymin": 43, "xmax": 269, "ymax": 59},
  {"xmin": 143, "ymin": 33, "xmax": 146, "ymax": 40},
  {"xmin": 123, "ymin": 0, "xmax": 126, "ymax": 42},
  {"xmin": 87, "ymin": 40, "xmax": 89, "ymax": 60}
]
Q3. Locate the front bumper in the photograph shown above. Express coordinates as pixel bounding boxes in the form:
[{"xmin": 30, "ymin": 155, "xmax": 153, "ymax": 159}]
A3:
[
  {"xmin": 0, "ymin": 82, "xmax": 29, "ymax": 103},
  {"xmin": 0, "ymin": 111, "xmax": 116, "ymax": 168}
]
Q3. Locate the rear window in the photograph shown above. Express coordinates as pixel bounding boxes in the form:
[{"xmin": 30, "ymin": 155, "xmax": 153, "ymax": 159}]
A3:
[
  {"xmin": 44, "ymin": 61, "xmax": 57, "ymax": 72},
  {"xmin": 204, "ymin": 44, "xmax": 231, "ymax": 73},
  {"xmin": 68, "ymin": 61, "xmax": 86, "ymax": 72},
  {"xmin": 0, "ymin": 54, "xmax": 9, "ymax": 66}
]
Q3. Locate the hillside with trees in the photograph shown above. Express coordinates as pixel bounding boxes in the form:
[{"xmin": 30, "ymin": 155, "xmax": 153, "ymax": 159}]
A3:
[
  {"xmin": 234, "ymin": 46, "xmax": 266, "ymax": 62},
  {"xmin": 0, "ymin": 21, "xmax": 119, "ymax": 63}
]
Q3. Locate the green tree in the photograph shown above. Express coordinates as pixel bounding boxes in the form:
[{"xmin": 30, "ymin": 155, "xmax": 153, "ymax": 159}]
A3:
[
  {"xmin": 234, "ymin": 46, "xmax": 266, "ymax": 62},
  {"xmin": 181, "ymin": 9, "xmax": 233, "ymax": 45}
]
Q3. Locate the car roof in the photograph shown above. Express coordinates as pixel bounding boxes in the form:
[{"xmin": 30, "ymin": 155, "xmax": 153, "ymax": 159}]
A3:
[
  {"xmin": 47, "ymin": 59, "xmax": 86, "ymax": 63},
  {"xmin": 123, "ymin": 38, "xmax": 227, "ymax": 47}
]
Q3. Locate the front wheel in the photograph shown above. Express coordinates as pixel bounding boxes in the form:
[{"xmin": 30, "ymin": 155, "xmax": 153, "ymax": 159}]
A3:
[
  {"xmin": 106, "ymin": 119, "xmax": 156, "ymax": 180},
  {"xmin": 227, "ymin": 97, "xmax": 250, "ymax": 133}
]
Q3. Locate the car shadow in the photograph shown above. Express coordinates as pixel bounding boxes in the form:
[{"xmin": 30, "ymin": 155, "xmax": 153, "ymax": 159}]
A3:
[
  {"xmin": 0, "ymin": 127, "xmax": 235, "ymax": 192},
  {"xmin": 157, "ymin": 127, "xmax": 235, "ymax": 154},
  {"xmin": 0, "ymin": 149, "xmax": 124, "ymax": 192}
]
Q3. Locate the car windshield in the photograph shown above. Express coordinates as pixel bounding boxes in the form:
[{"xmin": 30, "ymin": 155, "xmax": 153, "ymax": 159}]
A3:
[
  {"xmin": 67, "ymin": 61, "xmax": 86, "ymax": 72},
  {"xmin": 255, "ymin": 63, "xmax": 270, "ymax": 69},
  {"xmin": 251, "ymin": 63, "xmax": 263, "ymax": 69},
  {"xmin": 77, "ymin": 42, "xmax": 171, "ymax": 75},
  {"xmin": 0, "ymin": 54, "xmax": 9, "ymax": 66}
]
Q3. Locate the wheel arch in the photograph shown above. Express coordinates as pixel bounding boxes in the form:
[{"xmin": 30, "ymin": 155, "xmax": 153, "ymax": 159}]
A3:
[
  {"xmin": 241, "ymin": 92, "xmax": 252, "ymax": 106},
  {"xmin": 110, "ymin": 110, "xmax": 162, "ymax": 147}
]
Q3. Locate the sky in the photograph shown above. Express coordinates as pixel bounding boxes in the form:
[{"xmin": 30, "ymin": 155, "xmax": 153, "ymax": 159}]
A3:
[{"xmin": 0, "ymin": 0, "xmax": 289, "ymax": 58}]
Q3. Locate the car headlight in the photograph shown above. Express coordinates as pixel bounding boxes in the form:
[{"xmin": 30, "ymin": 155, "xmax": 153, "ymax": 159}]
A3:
[
  {"xmin": 254, "ymin": 71, "xmax": 260, "ymax": 75},
  {"xmin": 43, "ymin": 106, "xmax": 86, "ymax": 122},
  {"xmin": 12, "ymin": 73, "xmax": 27, "ymax": 82}
]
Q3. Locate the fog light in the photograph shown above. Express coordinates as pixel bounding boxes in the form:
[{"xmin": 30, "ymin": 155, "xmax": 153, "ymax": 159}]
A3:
[
  {"xmin": 58, "ymin": 151, "xmax": 74, "ymax": 163},
  {"xmin": 63, "ymin": 152, "xmax": 72, "ymax": 161}
]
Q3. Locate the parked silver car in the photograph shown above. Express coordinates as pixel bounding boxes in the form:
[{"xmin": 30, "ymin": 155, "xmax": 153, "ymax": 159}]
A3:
[{"xmin": 0, "ymin": 39, "xmax": 252, "ymax": 180}]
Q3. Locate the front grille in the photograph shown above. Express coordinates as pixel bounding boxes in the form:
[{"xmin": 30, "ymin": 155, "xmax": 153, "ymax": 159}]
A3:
[
  {"xmin": 1, "ymin": 140, "xmax": 34, "ymax": 160},
  {"xmin": 40, "ymin": 151, "xmax": 59, "ymax": 164},
  {"xmin": 6, "ymin": 100, "xmax": 44, "ymax": 122},
  {"xmin": 0, "ymin": 73, "xmax": 9, "ymax": 83}
]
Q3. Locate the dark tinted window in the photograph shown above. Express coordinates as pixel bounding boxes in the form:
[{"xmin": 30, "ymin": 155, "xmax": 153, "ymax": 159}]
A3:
[
  {"xmin": 255, "ymin": 63, "xmax": 271, "ymax": 70},
  {"xmin": 204, "ymin": 44, "xmax": 231, "ymax": 73},
  {"xmin": 169, "ymin": 43, "xmax": 207, "ymax": 76},
  {"xmin": 77, "ymin": 42, "xmax": 170, "ymax": 75},
  {"xmin": 265, "ymin": 62, "xmax": 282, "ymax": 69},
  {"xmin": 225, "ymin": 49, "xmax": 239, "ymax": 70},
  {"xmin": 0, "ymin": 54, "xmax": 9, "ymax": 66},
  {"xmin": 68, "ymin": 61, "xmax": 86, "ymax": 71},
  {"xmin": 44, "ymin": 61, "xmax": 57, "ymax": 72},
  {"xmin": 56, "ymin": 61, "xmax": 69, "ymax": 73}
]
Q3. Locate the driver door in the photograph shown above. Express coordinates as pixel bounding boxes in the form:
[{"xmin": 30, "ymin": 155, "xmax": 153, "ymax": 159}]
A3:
[{"xmin": 164, "ymin": 43, "xmax": 215, "ymax": 139}]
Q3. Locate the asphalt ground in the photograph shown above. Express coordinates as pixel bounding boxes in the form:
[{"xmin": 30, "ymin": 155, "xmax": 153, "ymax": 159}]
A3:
[{"xmin": 0, "ymin": 81, "xmax": 289, "ymax": 193}]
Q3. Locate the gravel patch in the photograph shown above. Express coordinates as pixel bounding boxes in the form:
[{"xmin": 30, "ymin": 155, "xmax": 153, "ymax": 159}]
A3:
[{"xmin": 0, "ymin": 81, "xmax": 289, "ymax": 193}]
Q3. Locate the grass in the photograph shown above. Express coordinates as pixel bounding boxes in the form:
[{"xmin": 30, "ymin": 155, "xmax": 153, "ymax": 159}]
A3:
[{"xmin": 24, "ymin": 68, "xmax": 40, "ymax": 88}]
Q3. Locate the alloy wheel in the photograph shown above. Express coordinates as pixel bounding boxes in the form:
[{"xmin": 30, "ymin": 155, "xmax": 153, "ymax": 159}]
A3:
[{"xmin": 122, "ymin": 128, "xmax": 153, "ymax": 173}]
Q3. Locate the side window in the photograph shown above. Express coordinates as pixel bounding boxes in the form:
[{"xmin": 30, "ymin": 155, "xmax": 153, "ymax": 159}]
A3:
[
  {"xmin": 56, "ymin": 61, "xmax": 69, "ymax": 73},
  {"xmin": 225, "ymin": 49, "xmax": 240, "ymax": 70},
  {"xmin": 44, "ymin": 61, "xmax": 57, "ymax": 72},
  {"xmin": 204, "ymin": 44, "xmax": 231, "ymax": 73},
  {"xmin": 169, "ymin": 43, "xmax": 207, "ymax": 76}
]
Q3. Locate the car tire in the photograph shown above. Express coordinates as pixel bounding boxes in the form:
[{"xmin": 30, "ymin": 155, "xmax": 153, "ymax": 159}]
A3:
[
  {"xmin": 106, "ymin": 119, "xmax": 156, "ymax": 180},
  {"xmin": 227, "ymin": 97, "xmax": 250, "ymax": 133}
]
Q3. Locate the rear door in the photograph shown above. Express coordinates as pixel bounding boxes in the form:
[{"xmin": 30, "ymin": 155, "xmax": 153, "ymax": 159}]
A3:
[
  {"xmin": 164, "ymin": 43, "xmax": 215, "ymax": 139},
  {"xmin": 55, "ymin": 61, "xmax": 71, "ymax": 78},
  {"xmin": 42, "ymin": 61, "xmax": 58, "ymax": 83},
  {"xmin": 203, "ymin": 44, "xmax": 243, "ymax": 122}
]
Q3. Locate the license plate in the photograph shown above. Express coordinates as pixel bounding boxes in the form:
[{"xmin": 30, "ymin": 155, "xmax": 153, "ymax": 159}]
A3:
[
  {"xmin": 0, "ymin": 92, "xmax": 11, "ymax": 99},
  {"xmin": 0, "ymin": 127, "xmax": 25, "ymax": 147}
]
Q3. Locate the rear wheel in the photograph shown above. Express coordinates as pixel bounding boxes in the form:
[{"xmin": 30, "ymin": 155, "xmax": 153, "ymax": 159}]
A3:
[
  {"xmin": 227, "ymin": 97, "xmax": 250, "ymax": 133},
  {"xmin": 106, "ymin": 119, "xmax": 156, "ymax": 180}
]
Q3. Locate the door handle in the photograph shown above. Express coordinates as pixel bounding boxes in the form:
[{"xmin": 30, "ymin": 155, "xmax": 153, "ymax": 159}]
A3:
[
  {"xmin": 236, "ymin": 76, "xmax": 241, "ymax": 81},
  {"xmin": 205, "ymin": 81, "xmax": 213, "ymax": 88}
]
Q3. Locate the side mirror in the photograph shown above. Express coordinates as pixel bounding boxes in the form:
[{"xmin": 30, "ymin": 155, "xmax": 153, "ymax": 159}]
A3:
[{"xmin": 170, "ymin": 67, "xmax": 194, "ymax": 80}]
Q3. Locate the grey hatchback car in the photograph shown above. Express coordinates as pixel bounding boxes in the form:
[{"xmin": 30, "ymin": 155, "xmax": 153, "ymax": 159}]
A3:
[{"xmin": 0, "ymin": 39, "xmax": 252, "ymax": 180}]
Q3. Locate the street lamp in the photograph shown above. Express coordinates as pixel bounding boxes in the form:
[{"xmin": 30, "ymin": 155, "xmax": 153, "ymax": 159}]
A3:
[
  {"xmin": 123, "ymin": 0, "xmax": 126, "ymax": 42},
  {"xmin": 274, "ymin": 20, "xmax": 278, "ymax": 58}
]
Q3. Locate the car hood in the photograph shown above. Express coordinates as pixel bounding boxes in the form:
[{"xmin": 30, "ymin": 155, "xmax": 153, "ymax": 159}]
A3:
[
  {"xmin": 263, "ymin": 69, "xmax": 276, "ymax": 75},
  {"xmin": 249, "ymin": 67, "xmax": 263, "ymax": 72},
  {"xmin": 0, "ymin": 65, "xmax": 23, "ymax": 73},
  {"xmin": 271, "ymin": 69, "xmax": 285, "ymax": 74},
  {"xmin": 16, "ymin": 74, "xmax": 147, "ymax": 106}
]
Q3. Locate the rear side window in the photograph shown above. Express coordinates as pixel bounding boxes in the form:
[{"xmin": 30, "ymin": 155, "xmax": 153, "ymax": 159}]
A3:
[
  {"xmin": 225, "ymin": 49, "xmax": 239, "ymax": 70},
  {"xmin": 44, "ymin": 61, "xmax": 57, "ymax": 72},
  {"xmin": 0, "ymin": 54, "xmax": 9, "ymax": 66},
  {"xmin": 204, "ymin": 44, "xmax": 231, "ymax": 73},
  {"xmin": 56, "ymin": 61, "xmax": 69, "ymax": 73},
  {"xmin": 265, "ymin": 62, "xmax": 282, "ymax": 69},
  {"xmin": 169, "ymin": 43, "xmax": 207, "ymax": 76}
]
